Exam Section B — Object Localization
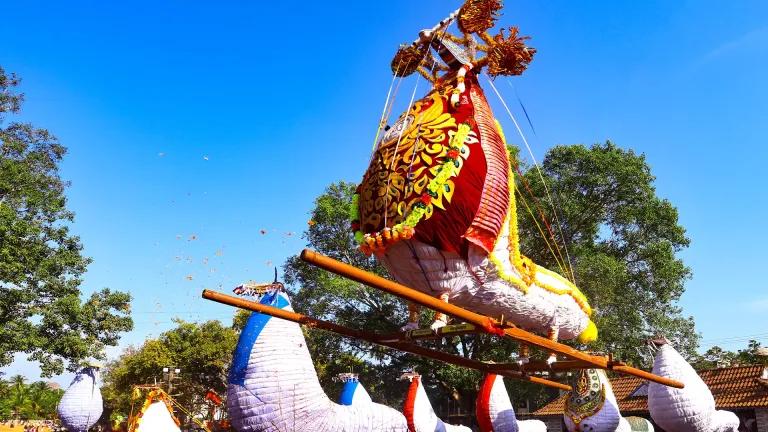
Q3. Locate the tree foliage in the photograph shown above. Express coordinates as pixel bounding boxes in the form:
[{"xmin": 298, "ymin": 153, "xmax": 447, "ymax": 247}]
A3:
[
  {"xmin": 690, "ymin": 340, "xmax": 767, "ymax": 370},
  {"xmin": 0, "ymin": 374, "xmax": 63, "ymax": 421},
  {"xmin": 0, "ymin": 66, "xmax": 133, "ymax": 376},
  {"xmin": 283, "ymin": 141, "xmax": 698, "ymax": 417},
  {"xmin": 101, "ymin": 319, "xmax": 238, "ymax": 422},
  {"xmin": 517, "ymin": 142, "xmax": 697, "ymax": 362}
]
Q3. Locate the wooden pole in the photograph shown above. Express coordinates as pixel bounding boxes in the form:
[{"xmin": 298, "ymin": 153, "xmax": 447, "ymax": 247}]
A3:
[
  {"xmin": 202, "ymin": 289, "xmax": 571, "ymax": 391},
  {"xmin": 374, "ymin": 323, "xmax": 481, "ymax": 343},
  {"xmin": 300, "ymin": 249, "xmax": 684, "ymax": 389}
]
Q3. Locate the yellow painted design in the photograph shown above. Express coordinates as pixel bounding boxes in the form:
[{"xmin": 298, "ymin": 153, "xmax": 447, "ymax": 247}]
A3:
[{"xmin": 355, "ymin": 92, "xmax": 477, "ymax": 254}]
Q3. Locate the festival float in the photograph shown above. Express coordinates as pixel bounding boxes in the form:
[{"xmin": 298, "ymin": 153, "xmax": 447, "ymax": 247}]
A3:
[
  {"xmin": 127, "ymin": 387, "xmax": 182, "ymax": 432},
  {"xmin": 563, "ymin": 369, "xmax": 653, "ymax": 432},
  {"xmin": 401, "ymin": 372, "xmax": 471, "ymax": 431},
  {"xmin": 647, "ymin": 338, "xmax": 739, "ymax": 432},
  {"xmin": 56, "ymin": 362, "xmax": 103, "ymax": 432},
  {"xmin": 476, "ymin": 374, "xmax": 546, "ymax": 432},
  {"xmin": 337, "ymin": 373, "xmax": 374, "ymax": 406},
  {"xmin": 202, "ymin": 0, "xmax": 694, "ymax": 430}
]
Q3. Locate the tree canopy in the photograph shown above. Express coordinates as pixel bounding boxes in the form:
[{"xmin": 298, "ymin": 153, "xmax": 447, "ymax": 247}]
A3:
[
  {"xmin": 283, "ymin": 141, "xmax": 699, "ymax": 417},
  {"xmin": 0, "ymin": 66, "xmax": 133, "ymax": 376},
  {"xmin": 690, "ymin": 340, "xmax": 767, "ymax": 370},
  {"xmin": 0, "ymin": 374, "xmax": 63, "ymax": 421},
  {"xmin": 516, "ymin": 142, "xmax": 697, "ymax": 362},
  {"xmin": 101, "ymin": 318, "xmax": 238, "ymax": 422}
]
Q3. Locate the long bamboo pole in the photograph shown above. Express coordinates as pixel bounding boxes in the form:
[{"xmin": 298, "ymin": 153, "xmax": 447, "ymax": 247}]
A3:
[
  {"xmin": 201, "ymin": 289, "xmax": 571, "ymax": 391},
  {"xmin": 300, "ymin": 249, "xmax": 684, "ymax": 389}
]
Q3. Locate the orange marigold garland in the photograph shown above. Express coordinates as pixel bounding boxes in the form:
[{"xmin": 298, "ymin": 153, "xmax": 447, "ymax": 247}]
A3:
[
  {"xmin": 486, "ymin": 27, "xmax": 536, "ymax": 77},
  {"xmin": 392, "ymin": 45, "xmax": 428, "ymax": 77},
  {"xmin": 458, "ymin": 0, "xmax": 503, "ymax": 34},
  {"xmin": 351, "ymin": 123, "xmax": 473, "ymax": 255}
]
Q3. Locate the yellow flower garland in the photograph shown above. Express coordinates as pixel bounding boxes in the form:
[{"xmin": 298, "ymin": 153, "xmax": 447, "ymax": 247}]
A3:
[{"xmin": 489, "ymin": 120, "xmax": 593, "ymax": 316}]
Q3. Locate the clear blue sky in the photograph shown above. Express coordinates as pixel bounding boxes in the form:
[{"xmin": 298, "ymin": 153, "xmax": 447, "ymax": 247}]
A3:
[{"xmin": 2, "ymin": 0, "xmax": 767, "ymax": 384}]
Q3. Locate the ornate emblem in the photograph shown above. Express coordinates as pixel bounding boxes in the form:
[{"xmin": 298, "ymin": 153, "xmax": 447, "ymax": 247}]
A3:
[
  {"xmin": 565, "ymin": 369, "xmax": 607, "ymax": 426},
  {"xmin": 358, "ymin": 86, "xmax": 478, "ymax": 237}
]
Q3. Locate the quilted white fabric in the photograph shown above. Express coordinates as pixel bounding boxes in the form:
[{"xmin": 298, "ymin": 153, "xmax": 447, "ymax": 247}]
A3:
[
  {"xmin": 380, "ymin": 234, "xmax": 589, "ymax": 340},
  {"xmin": 477, "ymin": 374, "xmax": 546, "ymax": 432},
  {"xmin": 338, "ymin": 378, "xmax": 373, "ymax": 406},
  {"xmin": 648, "ymin": 344, "xmax": 738, "ymax": 432},
  {"xmin": 404, "ymin": 376, "xmax": 471, "ymax": 432},
  {"xmin": 226, "ymin": 291, "xmax": 407, "ymax": 432},
  {"xmin": 564, "ymin": 369, "xmax": 653, "ymax": 432},
  {"xmin": 134, "ymin": 401, "xmax": 181, "ymax": 432},
  {"xmin": 56, "ymin": 367, "xmax": 103, "ymax": 432}
]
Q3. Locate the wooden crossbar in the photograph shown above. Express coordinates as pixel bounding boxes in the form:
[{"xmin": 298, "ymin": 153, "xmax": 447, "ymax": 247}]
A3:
[
  {"xmin": 300, "ymin": 249, "xmax": 684, "ymax": 389},
  {"xmin": 201, "ymin": 289, "xmax": 571, "ymax": 391},
  {"xmin": 374, "ymin": 323, "xmax": 481, "ymax": 343}
]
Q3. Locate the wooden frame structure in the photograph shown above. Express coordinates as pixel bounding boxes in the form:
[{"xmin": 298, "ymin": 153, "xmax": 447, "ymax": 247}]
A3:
[
  {"xmin": 201, "ymin": 248, "xmax": 683, "ymax": 392},
  {"xmin": 298, "ymin": 249, "xmax": 683, "ymax": 389},
  {"xmin": 203, "ymin": 289, "xmax": 570, "ymax": 391}
]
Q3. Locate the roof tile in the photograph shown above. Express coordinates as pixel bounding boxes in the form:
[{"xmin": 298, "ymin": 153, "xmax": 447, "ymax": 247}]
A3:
[{"xmin": 532, "ymin": 365, "xmax": 768, "ymax": 416}]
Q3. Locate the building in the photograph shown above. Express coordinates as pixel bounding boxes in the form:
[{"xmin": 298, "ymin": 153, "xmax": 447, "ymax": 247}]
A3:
[{"xmin": 528, "ymin": 365, "xmax": 768, "ymax": 432}]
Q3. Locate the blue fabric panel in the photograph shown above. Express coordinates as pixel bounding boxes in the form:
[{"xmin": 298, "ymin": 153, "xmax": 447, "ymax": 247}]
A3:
[
  {"xmin": 339, "ymin": 380, "xmax": 359, "ymax": 406},
  {"xmin": 228, "ymin": 292, "xmax": 288, "ymax": 385}
]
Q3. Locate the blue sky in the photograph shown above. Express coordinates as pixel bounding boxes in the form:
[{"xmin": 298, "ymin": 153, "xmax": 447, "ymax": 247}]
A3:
[{"xmin": 2, "ymin": 0, "xmax": 767, "ymax": 384}]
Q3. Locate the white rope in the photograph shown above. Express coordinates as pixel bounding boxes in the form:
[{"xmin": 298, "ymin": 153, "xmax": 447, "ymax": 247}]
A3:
[
  {"xmin": 371, "ymin": 62, "xmax": 404, "ymax": 153},
  {"xmin": 382, "ymin": 25, "xmax": 452, "ymax": 228},
  {"xmin": 484, "ymin": 75, "xmax": 577, "ymax": 283}
]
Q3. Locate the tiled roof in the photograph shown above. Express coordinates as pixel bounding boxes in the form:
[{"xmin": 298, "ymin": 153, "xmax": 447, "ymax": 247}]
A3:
[{"xmin": 532, "ymin": 365, "xmax": 768, "ymax": 416}]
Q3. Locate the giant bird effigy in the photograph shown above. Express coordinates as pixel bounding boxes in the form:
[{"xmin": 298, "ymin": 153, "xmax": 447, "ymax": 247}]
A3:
[
  {"xmin": 56, "ymin": 363, "xmax": 103, "ymax": 432},
  {"xmin": 199, "ymin": 0, "xmax": 713, "ymax": 430}
]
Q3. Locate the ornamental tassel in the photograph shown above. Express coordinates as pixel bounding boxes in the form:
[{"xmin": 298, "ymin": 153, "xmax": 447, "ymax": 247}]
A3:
[
  {"xmin": 486, "ymin": 27, "xmax": 536, "ymax": 77},
  {"xmin": 458, "ymin": 0, "xmax": 503, "ymax": 34}
]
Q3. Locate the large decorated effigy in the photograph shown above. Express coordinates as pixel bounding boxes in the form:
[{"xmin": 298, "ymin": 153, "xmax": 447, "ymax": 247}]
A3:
[
  {"xmin": 648, "ymin": 338, "xmax": 739, "ymax": 432},
  {"xmin": 226, "ymin": 290, "xmax": 408, "ymax": 431},
  {"xmin": 56, "ymin": 364, "xmax": 103, "ymax": 432},
  {"xmin": 563, "ymin": 369, "xmax": 653, "ymax": 432},
  {"xmin": 350, "ymin": 0, "xmax": 596, "ymax": 347},
  {"xmin": 201, "ymin": 0, "xmax": 700, "ymax": 430}
]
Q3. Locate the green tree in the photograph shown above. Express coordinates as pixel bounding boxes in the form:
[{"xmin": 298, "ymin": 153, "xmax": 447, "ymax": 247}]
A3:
[
  {"xmin": 690, "ymin": 345, "xmax": 737, "ymax": 370},
  {"xmin": 0, "ymin": 66, "xmax": 133, "ymax": 376},
  {"xmin": 690, "ymin": 340, "xmax": 765, "ymax": 369},
  {"xmin": 283, "ymin": 141, "xmax": 698, "ymax": 416},
  {"xmin": 101, "ymin": 319, "xmax": 238, "ymax": 422},
  {"xmin": 0, "ymin": 375, "xmax": 63, "ymax": 421},
  {"xmin": 517, "ymin": 142, "xmax": 697, "ymax": 363}
]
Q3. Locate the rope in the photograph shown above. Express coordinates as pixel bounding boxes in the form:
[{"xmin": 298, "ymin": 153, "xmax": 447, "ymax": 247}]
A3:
[
  {"xmin": 516, "ymin": 188, "xmax": 569, "ymax": 277},
  {"xmin": 485, "ymin": 75, "xmax": 577, "ymax": 282},
  {"xmin": 371, "ymin": 60, "xmax": 405, "ymax": 153},
  {"xmin": 383, "ymin": 24, "xmax": 452, "ymax": 228},
  {"xmin": 512, "ymin": 161, "xmax": 570, "ymax": 277}
]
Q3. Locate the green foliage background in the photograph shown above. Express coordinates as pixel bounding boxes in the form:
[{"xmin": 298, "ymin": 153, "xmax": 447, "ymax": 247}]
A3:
[
  {"xmin": 283, "ymin": 142, "xmax": 701, "ymax": 419},
  {"xmin": 0, "ymin": 375, "xmax": 63, "ymax": 421},
  {"xmin": 0, "ymin": 66, "xmax": 133, "ymax": 376}
]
